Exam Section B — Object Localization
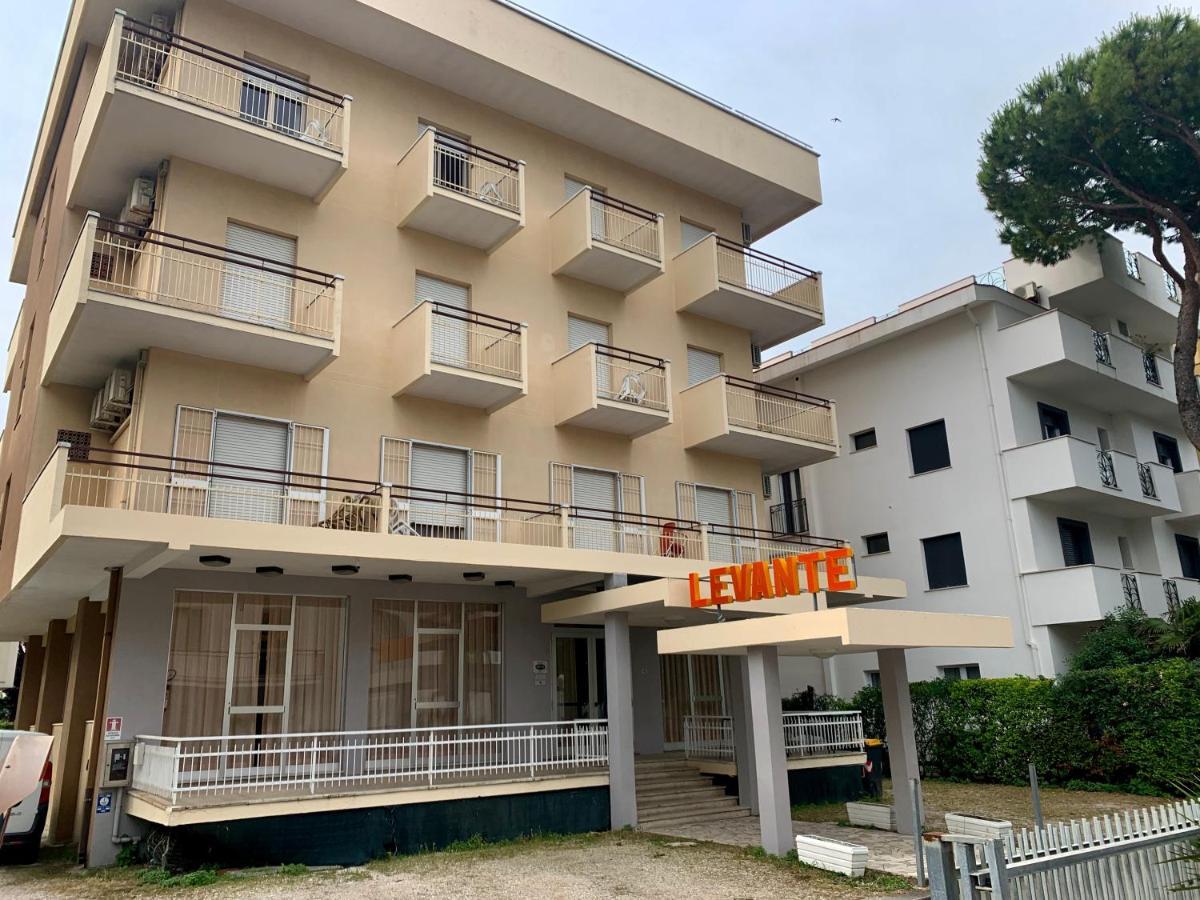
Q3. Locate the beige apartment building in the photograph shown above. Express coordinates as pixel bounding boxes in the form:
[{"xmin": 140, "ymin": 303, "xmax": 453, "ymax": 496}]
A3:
[{"xmin": 0, "ymin": 0, "xmax": 1010, "ymax": 867}]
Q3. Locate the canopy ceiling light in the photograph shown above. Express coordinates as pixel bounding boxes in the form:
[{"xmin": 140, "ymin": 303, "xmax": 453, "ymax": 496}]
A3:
[{"xmin": 199, "ymin": 555, "xmax": 231, "ymax": 568}]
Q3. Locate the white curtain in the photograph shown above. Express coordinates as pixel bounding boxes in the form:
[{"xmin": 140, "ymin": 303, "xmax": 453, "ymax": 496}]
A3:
[{"xmin": 163, "ymin": 591, "xmax": 233, "ymax": 737}]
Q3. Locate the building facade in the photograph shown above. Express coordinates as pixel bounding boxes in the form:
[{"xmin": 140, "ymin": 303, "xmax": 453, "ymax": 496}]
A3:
[
  {"xmin": 0, "ymin": 0, "xmax": 917, "ymax": 866},
  {"xmin": 761, "ymin": 236, "xmax": 1194, "ymax": 692}
]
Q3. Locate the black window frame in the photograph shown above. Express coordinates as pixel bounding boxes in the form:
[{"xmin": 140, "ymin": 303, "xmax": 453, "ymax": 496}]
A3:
[
  {"xmin": 863, "ymin": 532, "xmax": 890, "ymax": 556},
  {"xmin": 1154, "ymin": 432, "xmax": 1183, "ymax": 474},
  {"xmin": 1037, "ymin": 402, "xmax": 1071, "ymax": 440},
  {"xmin": 921, "ymin": 532, "xmax": 967, "ymax": 590},
  {"xmin": 1176, "ymin": 534, "xmax": 1200, "ymax": 580},
  {"xmin": 851, "ymin": 428, "xmax": 878, "ymax": 452},
  {"xmin": 1056, "ymin": 517, "xmax": 1095, "ymax": 568},
  {"xmin": 908, "ymin": 419, "xmax": 951, "ymax": 475}
]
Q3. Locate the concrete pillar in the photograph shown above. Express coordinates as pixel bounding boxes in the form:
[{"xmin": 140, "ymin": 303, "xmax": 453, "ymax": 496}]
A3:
[
  {"xmin": 727, "ymin": 655, "xmax": 757, "ymax": 811},
  {"xmin": 879, "ymin": 648, "xmax": 921, "ymax": 835},
  {"xmin": 14, "ymin": 635, "xmax": 45, "ymax": 730},
  {"xmin": 603, "ymin": 608, "xmax": 637, "ymax": 829},
  {"xmin": 746, "ymin": 645, "xmax": 791, "ymax": 856},
  {"xmin": 34, "ymin": 619, "xmax": 72, "ymax": 734},
  {"xmin": 48, "ymin": 599, "xmax": 104, "ymax": 842}
]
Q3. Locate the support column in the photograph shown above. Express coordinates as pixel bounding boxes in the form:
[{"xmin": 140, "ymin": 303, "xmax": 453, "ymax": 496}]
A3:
[
  {"xmin": 48, "ymin": 599, "xmax": 104, "ymax": 842},
  {"xmin": 746, "ymin": 645, "xmax": 791, "ymax": 856},
  {"xmin": 34, "ymin": 618, "xmax": 72, "ymax": 734},
  {"xmin": 879, "ymin": 648, "xmax": 921, "ymax": 835},
  {"xmin": 14, "ymin": 635, "xmax": 45, "ymax": 730},
  {"xmin": 603, "ymin": 600, "xmax": 637, "ymax": 829},
  {"xmin": 727, "ymin": 655, "xmax": 757, "ymax": 811}
]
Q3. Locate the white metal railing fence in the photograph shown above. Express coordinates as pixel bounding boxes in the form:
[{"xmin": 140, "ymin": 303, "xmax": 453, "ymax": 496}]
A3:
[
  {"xmin": 115, "ymin": 17, "xmax": 346, "ymax": 152},
  {"xmin": 87, "ymin": 218, "xmax": 338, "ymax": 338},
  {"xmin": 594, "ymin": 346, "xmax": 669, "ymax": 411},
  {"xmin": 703, "ymin": 523, "xmax": 848, "ymax": 567},
  {"xmin": 431, "ymin": 133, "xmax": 521, "ymax": 213},
  {"xmin": 131, "ymin": 720, "xmax": 608, "ymax": 806},
  {"xmin": 723, "ymin": 376, "xmax": 836, "ymax": 445},
  {"xmin": 590, "ymin": 195, "xmax": 661, "ymax": 261},
  {"xmin": 714, "ymin": 237, "xmax": 821, "ymax": 313},
  {"xmin": 683, "ymin": 711, "xmax": 864, "ymax": 762},
  {"xmin": 428, "ymin": 305, "xmax": 524, "ymax": 381},
  {"xmin": 926, "ymin": 799, "xmax": 1200, "ymax": 899}
]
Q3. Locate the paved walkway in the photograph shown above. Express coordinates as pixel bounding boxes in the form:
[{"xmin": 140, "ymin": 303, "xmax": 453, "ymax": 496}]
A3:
[{"xmin": 643, "ymin": 815, "xmax": 919, "ymax": 878}]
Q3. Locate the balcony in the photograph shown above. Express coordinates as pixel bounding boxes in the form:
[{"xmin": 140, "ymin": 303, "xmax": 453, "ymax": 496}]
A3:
[
  {"xmin": 769, "ymin": 498, "xmax": 809, "ymax": 536},
  {"xmin": 1170, "ymin": 470, "xmax": 1200, "ymax": 528},
  {"xmin": 70, "ymin": 13, "xmax": 349, "ymax": 214},
  {"xmin": 680, "ymin": 375, "xmax": 838, "ymax": 473},
  {"xmin": 673, "ymin": 235, "xmax": 822, "ymax": 346},
  {"xmin": 1002, "ymin": 237, "xmax": 1179, "ymax": 347},
  {"xmin": 997, "ymin": 309, "xmax": 1176, "ymax": 425},
  {"xmin": 395, "ymin": 129, "xmax": 524, "ymax": 251},
  {"xmin": 1025, "ymin": 566, "xmax": 1169, "ymax": 626},
  {"xmin": 549, "ymin": 189, "xmax": 664, "ymax": 293},
  {"xmin": 1002, "ymin": 436, "xmax": 1180, "ymax": 517},
  {"xmin": 552, "ymin": 343, "xmax": 671, "ymax": 437},
  {"xmin": 43, "ymin": 214, "xmax": 340, "ymax": 388},
  {"xmin": 391, "ymin": 303, "xmax": 526, "ymax": 412}
]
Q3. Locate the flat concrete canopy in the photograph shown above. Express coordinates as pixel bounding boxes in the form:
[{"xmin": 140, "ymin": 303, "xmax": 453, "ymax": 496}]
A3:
[
  {"xmin": 539, "ymin": 575, "xmax": 907, "ymax": 629},
  {"xmin": 656, "ymin": 607, "xmax": 1013, "ymax": 657}
]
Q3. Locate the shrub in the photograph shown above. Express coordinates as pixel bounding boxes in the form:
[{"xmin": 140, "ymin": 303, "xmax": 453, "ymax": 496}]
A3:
[
  {"xmin": 782, "ymin": 686, "xmax": 854, "ymax": 712},
  {"xmin": 1069, "ymin": 607, "xmax": 1161, "ymax": 671}
]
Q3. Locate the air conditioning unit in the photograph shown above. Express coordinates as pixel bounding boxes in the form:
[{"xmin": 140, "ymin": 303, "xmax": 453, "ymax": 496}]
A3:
[
  {"xmin": 118, "ymin": 177, "xmax": 155, "ymax": 228},
  {"xmin": 89, "ymin": 368, "xmax": 134, "ymax": 432},
  {"xmin": 1013, "ymin": 281, "xmax": 1040, "ymax": 302}
]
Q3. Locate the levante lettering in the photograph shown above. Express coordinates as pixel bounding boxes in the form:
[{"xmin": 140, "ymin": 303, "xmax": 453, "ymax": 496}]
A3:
[{"xmin": 688, "ymin": 547, "xmax": 856, "ymax": 608}]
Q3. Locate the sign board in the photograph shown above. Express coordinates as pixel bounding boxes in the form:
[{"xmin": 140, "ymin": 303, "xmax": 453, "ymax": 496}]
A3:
[
  {"xmin": 532, "ymin": 659, "xmax": 548, "ymax": 687},
  {"xmin": 103, "ymin": 716, "xmax": 123, "ymax": 740},
  {"xmin": 688, "ymin": 547, "xmax": 857, "ymax": 609},
  {"xmin": 96, "ymin": 791, "xmax": 113, "ymax": 815}
]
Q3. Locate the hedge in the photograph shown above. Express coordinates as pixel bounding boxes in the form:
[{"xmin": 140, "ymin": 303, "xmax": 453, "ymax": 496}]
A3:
[{"xmin": 850, "ymin": 659, "xmax": 1200, "ymax": 795}]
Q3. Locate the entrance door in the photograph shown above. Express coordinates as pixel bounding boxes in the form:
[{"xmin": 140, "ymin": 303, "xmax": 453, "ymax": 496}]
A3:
[
  {"xmin": 223, "ymin": 595, "xmax": 293, "ymax": 743},
  {"xmin": 553, "ymin": 632, "xmax": 606, "ymax": 720},
  {"xmin": 412, "ymin": 602, "xmax": 464, "ymax": 727},
  {"xmin": 660, "ymin": 654, "xmax": 727, "ymax": 749}
]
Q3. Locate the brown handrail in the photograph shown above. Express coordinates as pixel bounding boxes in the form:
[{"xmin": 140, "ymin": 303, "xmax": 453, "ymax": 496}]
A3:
[
  {"xmin": 122, "ymin": 17, "xmax": 346, "ymax": 106},
  {"xmin": 714, "ymin": 236, "xmax": 819, "ymax": 280},
  {"xmin": 570, "ymin": 505, "xmax": 701, "ymax": 530},
  {"xmin": 721, "ymin": 374, "xmax": 833, "ymax": 408},
  {"xmin": 592, "ymin": 344, "xmax": 667, "ymax": 370},
  {"xmin": 432, "ymin": 132, "xmax": 520, "ymax": 172},
  {"xmin": 705, "ymin": 522, "xmax": 846, "ymax": 549},
  {"xmin": 427, "ymin": 302, "xmax": 522, "ymax": 333},
  {"xmin": 589, "ymin": 192, "xmax": 659, "ymax": 222},
  {"xmin": 94, "ymin": 218, "xmax": 339, "ymax": 288}
]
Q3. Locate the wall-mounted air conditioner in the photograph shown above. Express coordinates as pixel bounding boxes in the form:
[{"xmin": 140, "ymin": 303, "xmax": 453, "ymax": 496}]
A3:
[{"xmin": 89, "ymin": 368, "xmax": 134, "ymax": 432}]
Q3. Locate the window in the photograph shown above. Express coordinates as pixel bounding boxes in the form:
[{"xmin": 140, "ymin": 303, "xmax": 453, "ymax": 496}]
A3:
[
  {"xmin": 381, "ymin": 437, "xmax": 500, "ymax": 539},
  {"xmin": 908, "ymin": 419, "xmax": 951, "ymax": 475},
  {"xmin": 1177, "ymin": 534, "xmax": 1200, "ymax": 580},
  {"xmin": 0, "ymin": 477, "xmax": 10, "ymax": 551},
  {"xmin": 865, "ymin": 670, "xmax": 881, "ymax": 689},
  {"xmin": 851, "ymin": 429, "xmax": 877, "ymax": 452},
  {"xmin": 14, "ymin": 315, "xmax": 35, "ymax": 425},
  {"xmin": 1155, "ymin": 432, "xmax": 1183, "ymax": 474},
  {"xmin": 686, "ymin": 347, "xmax": 722, "ymax": 387},
  {"xmin": 762, "ymin": 475, "xmax": 772, "ymax": 499},
  {"xmin": 677, "ymin": 481, "xmax": 756, "ymax": 562},
  {"xmin": 680, "ymin": 220, "xmax": 712, "ymax": 252},
  {"xmin": 415, "ymin": 274, "xmax": 470, "ymax": 367},
  {"xmin": 940, "ymin": 664, "xmax": 981, "ymax": 681},
  {"xmin": 863, "ymin": 532, "xmax": 890, "ymax": 555},
  {"xmin": 240, "ymin": 58, "xmax": 310, "ymax": 137},
  {"xmin": 223, "ymin": 222, "xmax": 297, "ymax": 329},
  {"xmin": 1057, "ymin": 518, "xmax": 1095, "ymax": 567},
  {"xmin": 551, "ymin": 462, "xmax": 645, "ymax": 553},
  {"xmin": 921, "ymin": 532, "xmax": 967, "ymax": 589},
  {"xmin": 1037, "ymin": 403, "xmax": 1071, "ymax": 440},
  {"xmin": 567, "ymin": 314, "xmax": 610, "ymax": 352}
]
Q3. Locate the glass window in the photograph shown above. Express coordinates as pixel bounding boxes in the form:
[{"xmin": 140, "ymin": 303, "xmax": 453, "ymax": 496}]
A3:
[
  {"xmin": 922, "ymin": 532, "xmax": 967, "ymax": 589},
  {"xmin": 940, "ymin": 664, "xmax": 981, "ymax": 681},
  {"xmin": 1176, "ymin": 534, "xmax": 1200, "ymax": 580},
  {"xmin": 1037, "ymin": 403, "xmax": 1071, "ymax": 440},
  {"xmin": 1155, "ymin": 432, "xmax": 1183, "ymax": 474},
  {"xmin": 865, "ymin": 670, "xmax": 881, "ymax": 689},
  {"xmin": 863, "ymin": 532, "xmax": 890, "ymax": 555},
  {"xmin": 851, "ymin": 429, "xmax": 877, "ymax": 451},
  {"xmin": 908, "ymin": 420, "xmax": 951, "ymax": 474},
  {"xmin": 1057, "ymin": 518, "xmax": 1095, "ymax": 567}
]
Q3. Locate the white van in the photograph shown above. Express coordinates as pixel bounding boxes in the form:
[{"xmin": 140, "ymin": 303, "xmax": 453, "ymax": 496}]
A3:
[{"xmin": 0, "ymin": 730, "xmax": 52, "ymax": 864}]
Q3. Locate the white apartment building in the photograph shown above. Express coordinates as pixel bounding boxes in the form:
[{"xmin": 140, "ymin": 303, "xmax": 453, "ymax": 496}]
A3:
[{"xmin": 760, "ymin": 235, "xmax": 1194, "ymax": 691}]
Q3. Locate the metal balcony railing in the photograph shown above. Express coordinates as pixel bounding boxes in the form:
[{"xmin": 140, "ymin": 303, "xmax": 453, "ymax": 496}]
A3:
[
  {"xmin": 1093, "ymin": 330, "xmax": 1113, "ymax": 368},
  {"xmin": 428, "ymin": 304, "xmax": 523, "ymax": 381},
  {"xmin": 85, "ymin": 217, "xmax": 339, "ymax": 338},
  {"xmin": 1144, "ymin": 351, "xmax": 1162, "ymax": 387},
  {"xmin": 431, "ymin": 133, "xmax": 521, "ymax": 213},
  {"xmin": 1097, "ymin": 449, "xmax": 1119, "ymax": 489},
  {"xmin": 683, "ymin": 711, "xmax": 865, "ymax": 762},
  {"xmin": 722, "ymin": 375, "xmax": 836, "ymax": 446},
  {"xmin": 1121, "ymin": 571, "xmax": 1143, "ymax": 610},
  {"xmin": 593, "ymin": 345, "xmax": 669, "ymax": 411},
  {"xmin": 1138, "ymin": 462, "xmax": 1158, "ymax": 499},
  {"xmin": 703, "ymin": 522, "xmax": 846, "ymax": 566},
  {"xmin": 714, "ymin": 237, "xmax": 821, "ymax": 314},
  {"xmin": 116, "ymin": 16, "xmax": 347, "ymax": 152},
  {"xmin": 589, "ymin": 194, "xmax": 661, "ymax": 261},
  {"xmin": 769, "ymin": 497, "xmax": 809, "ymax": 535},
  {"xmin": 1124, "ymin": 249, "xmax": 1142, "ymax": 281}
]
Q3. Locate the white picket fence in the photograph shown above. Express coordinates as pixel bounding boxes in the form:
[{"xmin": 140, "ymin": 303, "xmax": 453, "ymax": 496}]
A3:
[{"xmin": 926, "ymin": 799, "xmax": 1200, "ymax": 898}]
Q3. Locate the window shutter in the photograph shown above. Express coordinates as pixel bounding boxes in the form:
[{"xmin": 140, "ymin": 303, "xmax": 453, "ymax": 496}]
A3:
[
  {"xmin": 571, "ymin": 467, "xmax": 618, "ymax": 551},
  {"xmin": 687, "ymin": 347, "xmax": 722, "ymax": 387},
  {"xmin": 209, "ymin": 414, "xmax": 289, "ymax": 523},
  {"xmin": 415, "ymin": 274, "xmax": 469, "ymax": 309},
  {"xmin": 471, "ymin": 450, "xmax": 501, "ymax": 541},
  {"xmin": 567, "ymin": 315, "xmax": 610, "ymax": 352},
  {"xmin": 170, "ymin": 406, "xmax": 215, "ymax": 515},
  {"xmin": 564, "ymin": 177, "xmax": 587, "ymax": 201},
  {"xmin": 223, "ymin": 222, "xmax": 297, "ymax": 328},
  {"xmin": 620, "ymin": 474, "xmax": 644, "ymax": 517},
  {"xmin": 550, "ymin": 462, "xmax": 574, "ymax": 506},
  {"xmin": 676, "ymin": 482, "xmax": 697, "ymax": 521},
  {"xmin": 572, "ymin": 468, "xmax": 618, "ymax": 511},
  {"xmin": 286, "ymin": 423, "xmax": 327, "ymax": 526},
  {"xmin": 695, "ymin": 486, "xmax": 733, "ymax": 526},
  {"xmin": 619, "ymin": 473, "xmax": 649, "ymax": 554},
  {"xmin": 380, "ymin": 437, "xmax": 411, "ymax": 485},
  {"xmin": 681, "ymin": 221, "xmax": 710, "ymax": 251},
  {"xmin": 734, "ymin": 491, "xmax": 757, "ymax": 530}
]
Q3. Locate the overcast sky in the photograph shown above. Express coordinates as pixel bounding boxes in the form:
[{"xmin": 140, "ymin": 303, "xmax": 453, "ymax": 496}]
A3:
[{"xmin": 0, "ymin": 0, "xmax": 1193, "ymax": 422}]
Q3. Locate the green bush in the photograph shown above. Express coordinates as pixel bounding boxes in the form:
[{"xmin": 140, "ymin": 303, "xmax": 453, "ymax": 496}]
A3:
[{"xmin": 849, "ymin": 660, "xmax": 1200, "ymax": 794}]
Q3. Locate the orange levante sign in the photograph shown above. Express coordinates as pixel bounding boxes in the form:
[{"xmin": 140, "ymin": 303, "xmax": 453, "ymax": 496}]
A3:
[{"xmin": 688, "ymin": 547, "xmax": 857, "ymax": 608}]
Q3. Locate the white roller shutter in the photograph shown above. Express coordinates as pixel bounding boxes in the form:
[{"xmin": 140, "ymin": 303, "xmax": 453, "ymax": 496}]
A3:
[
  {"xmin": 567, "ymin": 315, "xmax": 610, "ymax": 352},
  {"xmin": 209, "ymin": 414, "xmax": 288, "ymax": 523},
  {"xmin": 681, "ymin": 221, "xmax": 711, "ymax": 251},
  {"xmin": 572, "ymin": 467, "xmax": 618, "ymax": 551},
  {"xmin": 696, "ymin": 485, "xmax": 735, "ymax": 562},
  {"xmin": 415, "ymin": 274, "xmax": 468, "ymax": 309},
  {"xmin": 417, "ymin": 275, "xmax": 469, "ymax": 368},
  {"xmin": 222, "ymin": 223, "xmax": 297, "ymax": 330},
  {"xmin": 564, "ymin": 177, "xmax": 587, "ymax": 201},
  {"xmin": 687, "ymin": 348, "xmax": 722, "ymax": 387},
  {"xmin": 410, "ymin": 443, "xmax": 469, "ymax": 529}
]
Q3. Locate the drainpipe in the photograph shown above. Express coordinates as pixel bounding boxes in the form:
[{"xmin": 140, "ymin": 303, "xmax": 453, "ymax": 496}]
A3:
[{"xmin": 965, "ymin": 308, "xmax": 1043, "ymax": 676}]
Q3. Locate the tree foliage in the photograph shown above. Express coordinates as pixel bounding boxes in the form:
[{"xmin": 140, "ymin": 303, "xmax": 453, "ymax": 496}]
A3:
[{"xmin": 978, "ymin": 10, "xmax": 1200, "ymax": 444}]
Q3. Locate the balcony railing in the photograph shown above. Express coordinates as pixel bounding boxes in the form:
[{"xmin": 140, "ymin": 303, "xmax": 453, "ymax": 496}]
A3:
[
  {"xmin": 431, "ymin": 133, "xmax": 521, "ymax": 214},
  {"xmin": 1121, "ymin": 571, "xmax": 1143, "ymax": 610},
  {"xmin": 428, "ymin": 305, "xmax": 523, "ymax": 381},
  {"xmin": 1144, "ymin": 351, "xmax": 1163, "ymax": 387},
  {"xmin": 704, "ymin": 523, "xmax": 847, "ymax": 567},
  {"xmin": 594, "ymin": 345, "xmax": 669, "ymax": 411},
  {"xmin": 1139, "ymin": 462, "xmax": 1158, "ymax": 499},
  {"xmin": 589, "ymin": 194, "xmax": 661, "ymax": 261},
  {"xmin": 1164, "ymin": 578, "xmax": 1181, "ymax": 612},
  {"xmin": 1124, "ymin": 249, "xmax": 1142, "ymax": 281},
  {"xmin": 682, "ymin": 711, "xmax": 864, "ymax": 763},
  {"xmin": 769, "ymin": 498, "xmax": 809, "ymax": 536},
  {"xmin": 116, "ymin": 17, "xmax": 347, "ymax": 153},
  {"xmin": 86, "ymin": 217, "xmax": 339, "ymax": 339},
  {"xmin": 1097, "ymin": 449, "xmax": 1119, "ymax": 489},
  {"xmin": 715, "ymin": 237, "xmax": 821, "ymax": 314},
  {"xmin": 131, "ymin": 720, "xmax": 608, "ymax": 807},
  {"xmin": 724, "ymin": 376, "xmax": 836, "ymax": 445},
  {"xmin": 1093, "ymin": 330, "xmax": 1113, "ymax": 368}
]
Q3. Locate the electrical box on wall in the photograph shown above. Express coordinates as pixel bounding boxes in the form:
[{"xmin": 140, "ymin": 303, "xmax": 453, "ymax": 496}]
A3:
[{"xmin": 99, "ymin": 741, "xmax": 135, "ymax": 788}]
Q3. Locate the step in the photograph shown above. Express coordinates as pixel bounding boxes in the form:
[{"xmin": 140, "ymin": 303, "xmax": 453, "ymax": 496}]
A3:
[
  {"xmin": 638, "ymin": 807, "xmax": 754, "ymax": 829},
  {"xmin": 635, "ymin": 769, "xmax": 704, "ymax": 784},
  {"xmin": 634, "ymin": 765, "xmax": 698, "ymax": 778},
  {"xmin": 634, "ymin": 757, "xmax": 693, "ymax": 769},
  {"xmin": 637, "ymin": 783, "xmax": 725, "ymax": 800},
  {"xmin": 638, "ymin": 795, "xmax": 739, "ymax": 816}
]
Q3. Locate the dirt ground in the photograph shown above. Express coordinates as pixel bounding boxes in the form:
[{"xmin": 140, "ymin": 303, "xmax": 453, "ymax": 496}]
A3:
[
  {"xmin": 792, "ymin": 778, "xmax": 1161, "ymax": 829},
  {"xmin": 0, "ymin": 833, "xmax": 918, "ymax": 900}
]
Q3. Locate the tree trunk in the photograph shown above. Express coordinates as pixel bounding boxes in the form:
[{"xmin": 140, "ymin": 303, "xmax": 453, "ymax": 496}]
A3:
[{"xmin": 1174, "ymin": 277, "xmax": 1200, "ymax": 450}]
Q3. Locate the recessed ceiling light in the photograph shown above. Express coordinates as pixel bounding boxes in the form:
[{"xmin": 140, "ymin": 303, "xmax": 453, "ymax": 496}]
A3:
[
  {"xmin": 389, "ymin": 574, "xmax": 413, "ymax": 583},
  {"xmin": 495, "ymin": 580, "xmax": 516, "ymax": 588},
  {"xmin": 332, "ymin": 564, "xmax": 360, "ymax": 576},
  {"xmin": 199, "ymin": 555, "xmax": 231, "ymax": 568},
  {"xmin": 256, "ymin": 566, "xmax": 284, "ymax": 577},
  {"xmin": 463, "ymin": 571, "xmax": 485, "ymax": 582}
]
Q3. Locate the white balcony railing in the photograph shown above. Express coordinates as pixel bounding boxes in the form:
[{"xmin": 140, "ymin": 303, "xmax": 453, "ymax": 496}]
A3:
[
  {"xmin": 715, "ymin": 237, "xmax": 821, "ymax": 314},
  {"xmin": 429, "ymin": 305, "xmax": 524, "ymax": 381},
  {"xmin": 590, "ymin": 195, "xmax": 661, "ymax": 261},
  {"xmin": 116, "ymin": 16, "xmax": 347, "ymax": 153},
  {"xmin": 131, "ymin": 720, "xmax": 608, "ymax": 806},
  {"xmin": 594, "ymin": 346, "xmax": 670, "ymax": 411},
  {"xmin": 724, "ymin": 376, "xmax": 837, "ymax": 445},
  {"xmin": 683, "ymin": 711, "xmax": 865, "ymax": 762},
  {"xmin": 431, "ymin": 133, "xmax": 521, "ymax": 214}
]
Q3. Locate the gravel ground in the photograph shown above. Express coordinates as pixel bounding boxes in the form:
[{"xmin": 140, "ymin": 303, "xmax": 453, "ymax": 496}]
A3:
[{"xmin": 0, "ymin": 833, "xmax": 918, "ymax": 900}]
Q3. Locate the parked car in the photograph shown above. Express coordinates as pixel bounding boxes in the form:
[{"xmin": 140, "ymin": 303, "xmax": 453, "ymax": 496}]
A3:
[{"xmin": 0, "ymin": 729, "xmax": 52, "ymax": 864}]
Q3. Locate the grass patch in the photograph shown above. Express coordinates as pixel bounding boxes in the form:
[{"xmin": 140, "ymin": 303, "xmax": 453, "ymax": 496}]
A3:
[
  {"xmin": 368, "ymin": 829, "xmax": 604, "ymax": 872},
  {"xmin": 792, "ymin": 800, "xmax": 849, "ymax": 823},
  {"xmin": 744, "ymin": 847, "xmax": 914, "ymax": 894},
  {"xmin": 137, "ymin": 866, "xmax": 221, "ymax": 888}
]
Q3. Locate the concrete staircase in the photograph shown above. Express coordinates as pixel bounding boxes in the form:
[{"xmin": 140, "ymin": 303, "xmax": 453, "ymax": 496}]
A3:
[{"xmin": 634, "ymin": 754, "xmax": 752, "ymax": 831}]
